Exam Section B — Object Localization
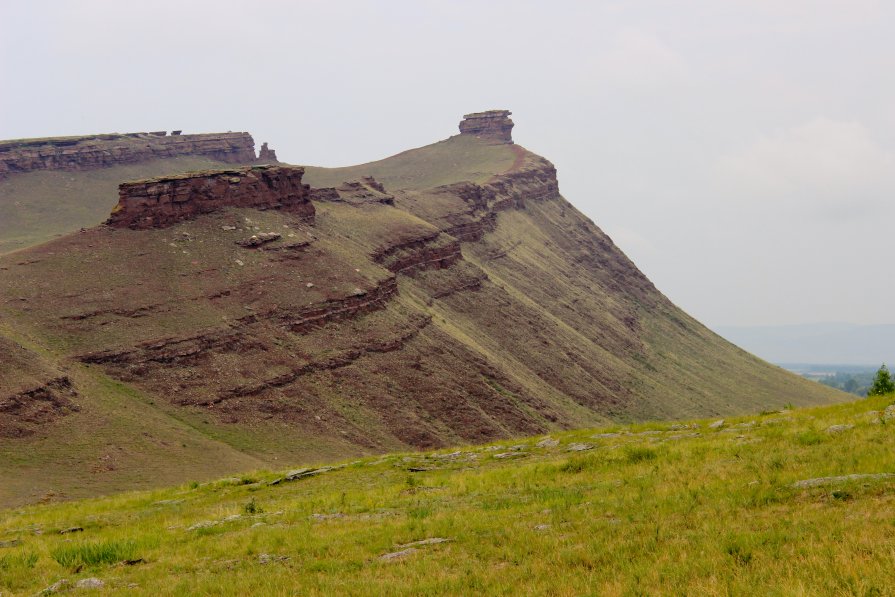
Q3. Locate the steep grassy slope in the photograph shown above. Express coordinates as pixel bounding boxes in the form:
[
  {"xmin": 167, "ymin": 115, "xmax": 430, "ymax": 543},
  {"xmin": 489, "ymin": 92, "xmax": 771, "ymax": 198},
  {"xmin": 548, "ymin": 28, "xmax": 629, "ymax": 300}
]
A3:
[
  {"xmin": 0, "ymin": 129, "xmax": 845, "ymax": 507},
  {"xmin": 0, "ymin": 156, "xmax": 242, "ymax": 254},
  {"xmin": 1, "ymin": 395, "xmax": 893, "ymax": 596}
]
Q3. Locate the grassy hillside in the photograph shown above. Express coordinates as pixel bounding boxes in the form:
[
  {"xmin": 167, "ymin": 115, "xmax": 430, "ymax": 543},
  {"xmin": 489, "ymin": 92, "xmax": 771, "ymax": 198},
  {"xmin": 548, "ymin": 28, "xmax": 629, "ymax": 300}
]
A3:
[
  {"xmin": 0, "ymin": 156, "xmax": 239, "ymax": 254},
  {"xmin": 1, "ymin": 394, "xmax": 893, "ymax": 596},
  {"xmin": 0, "ymin": 131, "xmax": 845, "ymax": 507},
  {"xmin": 301, "ymin": 134, "xmax": 517, "ymax": 190}
]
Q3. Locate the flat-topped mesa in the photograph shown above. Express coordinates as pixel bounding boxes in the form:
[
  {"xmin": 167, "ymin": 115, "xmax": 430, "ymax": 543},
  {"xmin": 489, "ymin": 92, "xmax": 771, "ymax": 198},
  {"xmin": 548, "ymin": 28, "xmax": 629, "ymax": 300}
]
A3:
[
  {"xmin": 107, "ymin": 165, "xmax": 314, "ymax": 230},
  {"xmin": 458, "ymin": 110, "xmax": 514, "ymax": 144},
  {"xmin": 0, "ymin": 131, "xmax": 257, "ymax": 179}
]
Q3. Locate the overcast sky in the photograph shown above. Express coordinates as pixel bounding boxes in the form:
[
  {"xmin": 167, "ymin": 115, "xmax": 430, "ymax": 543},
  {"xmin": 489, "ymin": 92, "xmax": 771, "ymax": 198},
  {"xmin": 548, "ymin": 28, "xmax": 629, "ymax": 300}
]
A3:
[{"xmin": 2, "ymin": 0, "xmax": 893, "ymax": 328}]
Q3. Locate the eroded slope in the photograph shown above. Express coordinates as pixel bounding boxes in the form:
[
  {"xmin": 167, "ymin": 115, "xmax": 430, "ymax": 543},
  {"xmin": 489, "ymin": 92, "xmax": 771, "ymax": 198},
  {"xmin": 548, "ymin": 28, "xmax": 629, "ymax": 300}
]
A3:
[{"xmin": 0, "ymin": 119, "xmax": 845, "ymax": 505}]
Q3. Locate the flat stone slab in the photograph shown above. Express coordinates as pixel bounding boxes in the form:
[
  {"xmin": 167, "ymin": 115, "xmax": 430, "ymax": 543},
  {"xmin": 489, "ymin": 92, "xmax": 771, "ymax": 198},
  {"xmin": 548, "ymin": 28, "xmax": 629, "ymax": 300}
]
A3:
[
  {"xmin": 397, "ymin": 537, "xmax": 450, "ymax": 548},
  {"xmin": 567, "ymin": 443, "xmax": 594, "ymax": 452},
  {"xmin": 493, "ymin": 452, "xmax": 527, "ymax": 459},
  {"xmin": 0, "ymin": 539, "xmax": 22, "ymax": 548},
  {"xmin": 379, "ymin": 547, "xmax": 418, "ymax": 561},
  {"xmin": 825, "ymin": 424, "xmax": 854, "ymax": 434},
  {"xmin": 792, "ymin": 473, "xmax": 895, "ymax": 489}
]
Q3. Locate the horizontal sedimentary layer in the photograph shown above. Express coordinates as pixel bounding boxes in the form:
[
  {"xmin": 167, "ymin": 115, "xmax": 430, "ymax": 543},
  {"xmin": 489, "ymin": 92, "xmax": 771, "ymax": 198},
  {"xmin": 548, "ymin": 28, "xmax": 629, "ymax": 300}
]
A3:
[
  {"xmin": 107, "ymin": 165, "xmax": 315, "ymax": 229},
  {"xmin": 372, "ymin": 232, "xmax": 463, "ymax": 275},
  {"xmin": 0, "ymin": 376, "xmax": 79, "ymax": 438},
  {"xmin": 458, "ymin": 110, "xmax": 514, "ymax": 144},
  {"xmin": 202, "ymin": 313, "xmax": 432, "ymax": 406},
  {"xmin": 76, "ymin": 276, "xmax": 399, "ymax": 366},
  {"xmin": 310, "ymin": 177, "xmax": 395, "ymax": 205},
  {"xmin": 428, "ymin": 154, "xmax": 561, "ymax": 242},
  {"xmin": 0, "ymin": 131, "xmax": 256, "ymax": 179}
]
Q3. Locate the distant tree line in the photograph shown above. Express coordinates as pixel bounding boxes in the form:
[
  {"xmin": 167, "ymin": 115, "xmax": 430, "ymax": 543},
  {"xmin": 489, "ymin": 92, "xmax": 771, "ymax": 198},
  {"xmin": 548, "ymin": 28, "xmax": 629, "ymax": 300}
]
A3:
[{"xmin": 817, "ymin": 364, "xmax": 893, "ymax": 397}]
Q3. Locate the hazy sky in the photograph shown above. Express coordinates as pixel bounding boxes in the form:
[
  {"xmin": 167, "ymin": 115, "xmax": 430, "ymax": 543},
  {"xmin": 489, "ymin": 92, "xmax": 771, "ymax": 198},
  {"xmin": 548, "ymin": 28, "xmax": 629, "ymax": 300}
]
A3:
[{"xmin": 2, "ymin": 0, "xmax": 893, "ymax": 328}]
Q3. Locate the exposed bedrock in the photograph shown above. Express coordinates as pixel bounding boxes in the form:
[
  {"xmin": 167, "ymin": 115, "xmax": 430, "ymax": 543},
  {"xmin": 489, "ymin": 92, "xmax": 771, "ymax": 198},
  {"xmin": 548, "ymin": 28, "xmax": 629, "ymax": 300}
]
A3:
[
  {"xmin": 107, "ymin": 165, "xmax": 315, "ymax": 229},
  {"xmin": 434, "ymin": 154, "xmax": 560, "ymax": 242},
  {"xmin": 372, "ymin": 232, "xmax": 463, "ymax": 275},
  {"xmin": 0, "ymin": 131, "xmax": 256, "ymax": 179},
  {"xmin": 0, "ymin": 377, "xmax": 79, "ymax": 438},
  {"xmin": 257, "ymin": 142, "xmax": 278, "ymax": 163},
  {"xmin": 310, "ymin": 176, "xmax": 395, "ymax": 205},
  {"xmin": 458, "ymin": 110, "xmax": 514, "ymax": 144},
  {"xmin": 76, "ymin": 275, "xmax": 399, "ymax": 367}
]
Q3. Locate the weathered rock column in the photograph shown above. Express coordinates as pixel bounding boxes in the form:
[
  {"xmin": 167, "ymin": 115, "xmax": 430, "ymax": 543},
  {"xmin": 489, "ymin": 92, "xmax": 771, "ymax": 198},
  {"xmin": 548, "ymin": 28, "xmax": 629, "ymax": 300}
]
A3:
[{"xmin": 458, "ymin": 110, "xmax": 514, "ymax": 143}]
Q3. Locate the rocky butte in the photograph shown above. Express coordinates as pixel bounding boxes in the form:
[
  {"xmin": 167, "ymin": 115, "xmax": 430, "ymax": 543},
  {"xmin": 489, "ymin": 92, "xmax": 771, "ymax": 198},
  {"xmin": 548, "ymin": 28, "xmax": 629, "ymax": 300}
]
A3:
[
  {"xmin": 107, "ymin": 165, "xmax": 314, "ymax": 229},
  {"xmin": 458, "ymin": 110, "xmax": 515, "ymax": 143}
]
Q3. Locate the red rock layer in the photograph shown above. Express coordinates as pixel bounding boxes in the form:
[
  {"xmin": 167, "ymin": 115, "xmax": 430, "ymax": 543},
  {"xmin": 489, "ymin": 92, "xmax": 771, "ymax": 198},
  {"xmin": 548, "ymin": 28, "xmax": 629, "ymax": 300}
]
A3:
[
  {"xmin": 435, "ymin": 154, "xmax": 560, "ymax": 242},
  {"xmin": 458, "ymin": 110, "xmax": 514, "ymax": 143},
  {"xmin": 0, "ymin": 131, "xmax": 256, "ymax": 179},
  {"xmin": 76, "ymin": 275, "xmax": 400, "ymax": 370},
  {"xmin": 0, "ymin": 377, "xmax": 79, "ymax": 438},
  {"xmin": 372, "ymin": 232, "xmax": 463, "ymax": 275},
  {"xmin": 257, "ymin": 142, "xmax": 278, "ymax": 163},
  {"xmin": 107, "ymin": 165, "xmax": 314, "ymax": 229}
]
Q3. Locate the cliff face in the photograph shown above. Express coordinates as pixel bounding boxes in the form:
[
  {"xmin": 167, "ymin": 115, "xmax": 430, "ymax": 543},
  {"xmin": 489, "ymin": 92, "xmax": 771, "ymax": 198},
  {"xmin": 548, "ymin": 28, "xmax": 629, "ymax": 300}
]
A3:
[
  {"xmin": 0, "ymin": 131, "xmax": 256, "ymax": 179},
  {"xmin": 107, "ymin": 165, "xmax": 314, "ymax": 229},
  {"xmin": 458, "ymin": 110, "xmax": 514, "ymax": 143}
]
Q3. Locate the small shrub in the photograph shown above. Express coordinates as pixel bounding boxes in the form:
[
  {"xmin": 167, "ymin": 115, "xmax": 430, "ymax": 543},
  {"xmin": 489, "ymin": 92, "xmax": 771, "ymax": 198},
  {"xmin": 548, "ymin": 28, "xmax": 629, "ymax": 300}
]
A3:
[
  {"xmin": 725, "ymin": 540, "xmax": 753, "ymax": 566},
  {"xmin": 796, "ymin": 430, "xmax": 825, "ymax": 446},
  {"xmin": 559, "ymin": 454, "xmax": 601, "ymax": 473},
  {"xmin": 243, "ymin": 498, "xmax": 263, "ymax": 515},
  {"xmin": 624, "ymin": 446, "xmax": 658, "ymax": 464},
  {"xmin": 237, "ymin": 475, "xmax": 258, "ymax": 486},
  {"xmin": 51, "ymin": 539, "xmax": 137, "ymax": 570},
  {"xmin": 831, "ymin": 489, "xmax": 852, "ymax": 501},
  {"xmin": 408, "ymin": 505, "xmax": 432, "ymax": 519},
  {"xmin": 743, "ymin": 486, "xmax": 786, "ymax": 508}
]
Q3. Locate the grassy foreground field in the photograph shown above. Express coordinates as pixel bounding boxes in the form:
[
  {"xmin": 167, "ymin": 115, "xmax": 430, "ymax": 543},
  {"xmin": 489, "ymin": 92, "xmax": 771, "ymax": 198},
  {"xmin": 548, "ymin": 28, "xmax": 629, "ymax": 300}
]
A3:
[{"xmin": 2, "ymin": 395, "xmax": 894, "ymax": 595}]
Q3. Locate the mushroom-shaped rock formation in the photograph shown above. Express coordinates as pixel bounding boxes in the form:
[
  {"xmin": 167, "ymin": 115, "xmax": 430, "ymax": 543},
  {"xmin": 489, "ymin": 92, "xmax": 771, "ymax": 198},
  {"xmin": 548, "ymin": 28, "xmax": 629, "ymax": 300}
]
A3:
[{"xmin": 458, "ymin": 110, "xmax": 514, "ymax": 144}]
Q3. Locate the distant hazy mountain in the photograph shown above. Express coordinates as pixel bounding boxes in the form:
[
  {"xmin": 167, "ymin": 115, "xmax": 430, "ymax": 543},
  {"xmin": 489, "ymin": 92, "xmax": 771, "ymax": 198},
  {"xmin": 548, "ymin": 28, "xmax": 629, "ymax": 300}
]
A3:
[{"xmin": 715, "ymin": 323, "xmax": 895, "ymax": 366}]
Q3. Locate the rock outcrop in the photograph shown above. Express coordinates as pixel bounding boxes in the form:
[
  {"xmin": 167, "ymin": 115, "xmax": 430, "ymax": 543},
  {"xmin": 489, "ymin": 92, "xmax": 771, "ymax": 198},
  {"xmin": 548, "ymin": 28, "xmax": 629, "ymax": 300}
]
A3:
[
  {"xmin": 0, "ymin": 131, "xmax": 256, "ymax": 180},
  {"xmin": 372, "ymin": 232, "xmax": 462, "ymax": 275},
  {"xmin": 0, "ymin": 376, "xmax": 79, "ymax": 438},
  {"xmin": 258, "ymin": 142, "xmax": 278, "ymax": 163},
  {"xmin": 458, "ymin": 110, "xmax": 514, "ymax": 143},
  {"xmin": 107, "ymin": 165, "xmax": 314, "ymax": 229},
  {"xmin": 310, "ymin": 176, "xmax": 395, "ymax": 205},
  {"xmin": 432, "ymin": 152, "xmax": 560, "ymax": 242}
]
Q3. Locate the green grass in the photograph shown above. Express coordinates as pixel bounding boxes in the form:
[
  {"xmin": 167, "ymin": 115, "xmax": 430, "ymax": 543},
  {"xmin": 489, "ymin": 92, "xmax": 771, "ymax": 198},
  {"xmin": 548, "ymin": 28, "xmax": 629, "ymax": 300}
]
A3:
[
  {"xmin": 302, "ymin": 134, "xmax": 516, "ymax": 190},
  {"xmin": 0, "ymin": 551, "xmax": 38, "ymax": 570},
  {"xmin": 51, "ymin": 539, "xmax": 138, "ymax": 570},
  {"xmin": 0, "ymin": 156, "xmax": 239, "ymax": 254},
  {"xmin": 1, "ymin": 394, "xmax": 893, "ymax": 595}
]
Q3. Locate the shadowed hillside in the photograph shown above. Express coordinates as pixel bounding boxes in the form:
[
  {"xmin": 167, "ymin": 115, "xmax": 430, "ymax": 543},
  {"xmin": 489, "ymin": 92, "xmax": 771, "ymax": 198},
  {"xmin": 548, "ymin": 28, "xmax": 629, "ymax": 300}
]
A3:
[{"xmin": 0, "ymin": 113, "xmax": 845, "ymax": 506}]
